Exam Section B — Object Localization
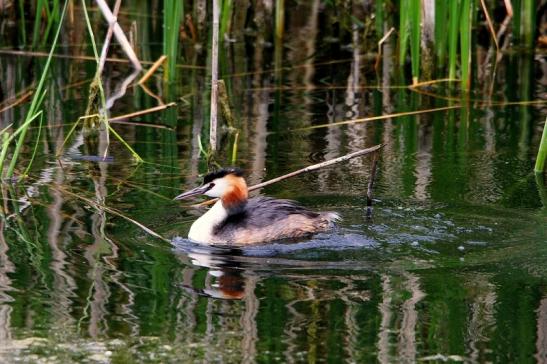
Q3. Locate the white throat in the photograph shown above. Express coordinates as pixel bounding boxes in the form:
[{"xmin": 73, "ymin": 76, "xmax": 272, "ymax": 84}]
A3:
[{"xmin": 188, "ymin": 200, "xmax": 228, "ymax": 243}]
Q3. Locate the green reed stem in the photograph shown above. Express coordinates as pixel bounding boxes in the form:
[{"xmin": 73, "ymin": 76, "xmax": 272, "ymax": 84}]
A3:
[
  {"xmin": 435, "ymin": 0, "xmax": 448, "ymax": 68},
  {"xmin": 521, "ymin": 0, "xmax": 536, "ymax": 48},
  {"xmin": 275, "ymin": 0, "xmax": 285, "ymax": 42},
  {"xmin": 18, "ymin": 0, "xmax": 26, "ymax": 46},
  {"xmin": 163, "ymin": 0, "xmax": 184, "ymax": 80},
  {"xmin": 398, "ymin": 0, "xmax": 409, "ymax": 64},
  {"xmin": 460, "ymin": 0, "xmax": 473, "ymax": 91},
  {"xmin": 375, "ymin": 0, "xmax": 384, "ymax": 37},
  {"xmin": 410, "ymin": 0, "xmax": 421, "ymax": 84},
  {"xmin": 448, "ymin": 0, "xmax": 460, "ymax": 80},
  {"xmin": 220, "ymin": 0, "xmax": 233, "ymax": 42},
  {"xmin": 534, "ymin": 116, "xmax": 547, "ymax": 173},
  {"xmin": 40, "ymin": 0, "xmax": 60, "ymax": 48}
]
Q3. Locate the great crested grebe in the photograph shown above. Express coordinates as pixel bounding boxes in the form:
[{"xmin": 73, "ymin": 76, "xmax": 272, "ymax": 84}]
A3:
[{"xmin": 174, "ymin": 168, "xmax": 340, "ymax": 245}]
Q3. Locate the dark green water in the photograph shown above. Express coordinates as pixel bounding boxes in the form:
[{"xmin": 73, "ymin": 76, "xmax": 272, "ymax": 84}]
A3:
[{"xmin": 1, "ymin": 6, "xmax": 547, "ymax": 363}]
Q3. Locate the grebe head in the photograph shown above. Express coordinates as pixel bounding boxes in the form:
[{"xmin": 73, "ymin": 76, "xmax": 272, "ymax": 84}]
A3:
[{"xmin": 174, "ymin": 168, "xmax": 248, "ymax": 208}]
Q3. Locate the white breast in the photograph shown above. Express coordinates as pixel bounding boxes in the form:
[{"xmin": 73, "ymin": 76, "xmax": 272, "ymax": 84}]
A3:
[{"xmin": 188, "ymin": 200, "xmax": 228, "ymax": 243}]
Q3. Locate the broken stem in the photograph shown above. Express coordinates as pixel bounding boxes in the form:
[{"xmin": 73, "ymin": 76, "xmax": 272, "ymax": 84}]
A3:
[{"xmin": 138, "ymin": 55, "xmax": 167, "ymax": 85}]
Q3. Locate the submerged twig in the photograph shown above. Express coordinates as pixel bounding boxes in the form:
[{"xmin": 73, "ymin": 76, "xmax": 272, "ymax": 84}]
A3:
[
  {"xmin": 139, "ymin": 83, "xmax": 165, "ymax": 106},
  {"xmin": 192, "ymin": 144, "xmax": 383, "ymax": 207},
  {"xmin": 366, "ymin": 151, "xmax": 379, "ymax": 219}
]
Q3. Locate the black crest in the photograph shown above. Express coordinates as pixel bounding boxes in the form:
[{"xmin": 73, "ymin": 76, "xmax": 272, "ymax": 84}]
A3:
[{"xmin": 203, "ymin": 167, "xmax": 244, "ymax": 184}]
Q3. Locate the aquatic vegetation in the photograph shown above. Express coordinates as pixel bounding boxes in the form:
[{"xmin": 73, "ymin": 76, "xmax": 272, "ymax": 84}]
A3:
[{"xmin": 0, "ymin": 0, "xmax": 68, "ymax": 179}]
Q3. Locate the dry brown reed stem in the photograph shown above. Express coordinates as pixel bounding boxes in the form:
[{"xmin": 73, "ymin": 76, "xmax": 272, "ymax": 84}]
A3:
[
  {"xmin": 109, "ymin": 102, "xmax": 176, "ymax": 121},
  {"xmin": 480, "ymin": 0, "xmax": 499, "ymax": 51},
  {"xmin": 138, "ymin": 55, "xmax": 167, "ymax": 85},
  {"xmin": 375, "ymin": 27, "xmax": 395, "ymax": 71},
  {"xmin": 0, "ymin": 50, "xmax": 205, "ymax": 69},
  {"xmin": 226, "ymin": 55, "xmax": 378, "ymax": 78},
  {"xmin": 98, "ymin": 0, "xmax": 122, "ymax": 75},
  {"xmin": 95, "ymin": 0, "xmax": 142, "ymax": 70},
  {"xmin": 0, "ymin": 91, "xmax": 33, "ymax": 113},
  {"xmin": 209, "ymin": 0, "xmax": 220, "ymax": 151},
  {"xmin": 291, "ymin": 105, "xmax": 462, "ymax": 132},
  {"xmin": 192, "ymin": 144, "xmax": 383, "ymax": 207},
  {"xmin": 108, "ymin": 119, "xmax": 174, "ymax": 130}
]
